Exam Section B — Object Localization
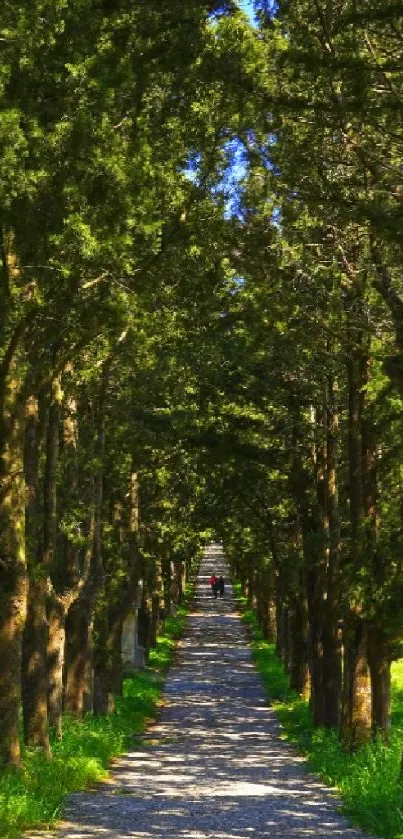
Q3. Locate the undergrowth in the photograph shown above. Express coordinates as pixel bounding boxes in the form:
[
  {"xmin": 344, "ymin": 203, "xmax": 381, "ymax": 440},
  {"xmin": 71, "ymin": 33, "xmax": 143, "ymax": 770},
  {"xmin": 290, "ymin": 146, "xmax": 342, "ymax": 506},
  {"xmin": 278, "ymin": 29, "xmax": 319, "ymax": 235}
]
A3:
[
  {"xmin": 0, "ymin": 583, "xmax": 194, "ymax": 839},
  {"xmin": 234, "ymin": 582, "xmax": 403, "ymax": 839}
]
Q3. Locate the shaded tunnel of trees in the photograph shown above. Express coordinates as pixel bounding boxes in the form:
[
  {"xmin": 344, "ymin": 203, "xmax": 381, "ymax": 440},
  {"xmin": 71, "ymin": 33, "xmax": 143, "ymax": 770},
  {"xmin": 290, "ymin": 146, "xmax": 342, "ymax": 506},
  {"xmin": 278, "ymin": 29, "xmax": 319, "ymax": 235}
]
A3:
[{"xmin": 1, "ymin": 0, "xmax": 403, "ymax": 768}]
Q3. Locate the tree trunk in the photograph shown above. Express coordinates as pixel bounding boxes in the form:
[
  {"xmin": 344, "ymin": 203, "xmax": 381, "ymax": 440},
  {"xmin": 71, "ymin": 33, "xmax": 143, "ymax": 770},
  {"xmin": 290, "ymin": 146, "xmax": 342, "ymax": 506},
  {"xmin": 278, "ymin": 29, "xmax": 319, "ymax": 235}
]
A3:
[
  {"xmin": 350, "ymin": 620, "xmax": 372, "ymax": 749},
  {"xmin": 47, "ymin": 597, "xmax": 66, "ymax": 738},
  {"xmin": 289, "ymin": 407, "xmax": 326, "ymax": 724},
  {"xmin": 256, "ymin": 566, "xmax": 268, "ymax": 636},
  {"xmin": 137, "ymin": 598, "xmax": 151, "ymax": 658},
  {"xmin": 0, "ymin": 375, "xmax": 28, "ymax": 767},
  {"xmin": 289, "ymin": 583, "xmax": 309, "ymax": 698},
  {"xmin": 245, "ymin": 555, "xmax": 255, "ymax": 609},
  {"xmin": 149, "ymin": 556, "xmax": 164, "ymax": 649},
  {"xmin": 368, "ymin": 625, "xmax": 391, "ymax": 739},
  {"xmin": 322, "ymin": 373, "xmax": 342, "ymax": 729},
  {"xmin": 64, "ymin": 377, "xmax": 107, "ymax": 717},
  {"xmin": 93, "ymin": 630, "xmax": 119, "ymax": 715},
  {"xmin": 22, "ymin": 577, "xmax": 51, "ymax": 755},
  {"xmin": 22, "ymin": 394, "xmax": 51, "ymax": 753},
  {"xmin": 255, "ymin": 564, "xmax": 276, "ymax": 642},
  {"xmin": 43, "ymin": 379, "xmax": 61, "ymax": 570},
  {"xmin": 93, "ymin": 666, "xmax": 115, "ymax": 716},
  {"xmin": 23, "ymin": 380, "xmax": 61, "ymax": 752},
  {"xmin": 341, "ymin": 304, "xmax": 372, "ymax": 748},
  {"xmin": 94, "ymin": 614, "xmax": 124, "ymax": 715},
  {"xmin": 306, "ymin": 562, "xmax": 324, "ymax": 725},
  {"xmin": 171, "ymin": 559, "xmax": 184, "ymax": 605},
  {"xmin": 322, "ymin": 605, "xmax": 342, "ymax": 729},
  {"xmin": 162, "ymin": 554, "xmax": 172, "ymax": 615},
  {"xmin": 341, "ymin": 615, "xmax": 372, "ymax": 750},
  {"xmin": 308, "ymin": 404, "xmax": 329, "ymax": 726},
  {"xmin": 46, "ymin": 393, "xmax": 79, "ymax": 737},
  {"xmin": 64, "ymin": 591, "xmax": 95, "ymax": 716},
  {"xmin": 275, "ymin": 576, "xmax": 284, "ymax": 660},
  {"xmin": 282, "ymin": 605, "xmax": 291, "ymax": 674},
  {"xmin": 361, "ymin": 388, "xmax": 389, "ymax": 736}
]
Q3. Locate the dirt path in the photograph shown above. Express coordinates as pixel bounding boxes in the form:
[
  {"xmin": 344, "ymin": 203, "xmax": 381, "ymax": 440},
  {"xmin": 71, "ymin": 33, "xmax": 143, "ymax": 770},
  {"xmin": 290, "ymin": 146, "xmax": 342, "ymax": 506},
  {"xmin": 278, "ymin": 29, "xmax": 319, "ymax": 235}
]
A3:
[{"xmin": 55, "ymin": 544, "xmax": 372, "ymax": 839}]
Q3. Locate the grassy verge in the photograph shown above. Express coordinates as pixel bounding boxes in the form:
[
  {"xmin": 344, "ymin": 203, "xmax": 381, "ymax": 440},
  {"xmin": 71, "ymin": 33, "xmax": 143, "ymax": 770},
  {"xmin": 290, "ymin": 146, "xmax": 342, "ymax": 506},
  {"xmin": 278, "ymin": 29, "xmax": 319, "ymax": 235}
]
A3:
[
  {"xmin": 0, "ymin": 583, "xmax": 195, "ymax": 839},
  {"xmin": 234, "ymin": 583, "xmax": 403, "ymax": 839}
]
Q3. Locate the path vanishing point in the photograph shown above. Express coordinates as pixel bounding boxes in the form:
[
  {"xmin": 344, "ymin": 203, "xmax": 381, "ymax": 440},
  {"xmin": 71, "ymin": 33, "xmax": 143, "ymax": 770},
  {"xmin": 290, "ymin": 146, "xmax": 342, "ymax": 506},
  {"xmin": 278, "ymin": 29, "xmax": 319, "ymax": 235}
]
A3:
[{"xmin": 52, "ymin": 543, "xmax": 372, "ymax": 839}]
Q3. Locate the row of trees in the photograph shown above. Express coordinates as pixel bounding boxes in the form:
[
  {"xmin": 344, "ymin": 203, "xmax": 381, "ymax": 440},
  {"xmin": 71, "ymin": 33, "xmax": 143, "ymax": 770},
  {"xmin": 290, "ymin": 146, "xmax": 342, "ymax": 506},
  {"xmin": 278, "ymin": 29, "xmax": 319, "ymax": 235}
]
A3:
[
  {"xmin": 0, "ymin": 0, "xmax": 262, "ymax": 767},
  {"xmin": 217, "ymin": 0, "xmax": 403, "ymax": 749}
]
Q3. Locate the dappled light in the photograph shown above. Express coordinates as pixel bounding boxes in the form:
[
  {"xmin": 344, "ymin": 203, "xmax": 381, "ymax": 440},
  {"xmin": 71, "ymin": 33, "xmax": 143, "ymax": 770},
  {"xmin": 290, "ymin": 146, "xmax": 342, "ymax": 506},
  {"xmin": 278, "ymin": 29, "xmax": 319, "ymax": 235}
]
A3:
[{"xmin": 53, "ymin": 546, "xmax": 370, "ymax": 839}]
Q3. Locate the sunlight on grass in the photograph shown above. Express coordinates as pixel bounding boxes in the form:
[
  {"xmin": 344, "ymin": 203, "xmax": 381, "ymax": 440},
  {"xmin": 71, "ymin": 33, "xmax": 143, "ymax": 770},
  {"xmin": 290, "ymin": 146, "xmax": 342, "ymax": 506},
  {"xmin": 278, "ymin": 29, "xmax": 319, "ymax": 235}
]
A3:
[
  {"xmin": 234, "ymin": 582, "xmax": 403, "ymax": 839},
  {"xmin": 0, "ymin": 583, "xmax": 195, "ymax": 839}
]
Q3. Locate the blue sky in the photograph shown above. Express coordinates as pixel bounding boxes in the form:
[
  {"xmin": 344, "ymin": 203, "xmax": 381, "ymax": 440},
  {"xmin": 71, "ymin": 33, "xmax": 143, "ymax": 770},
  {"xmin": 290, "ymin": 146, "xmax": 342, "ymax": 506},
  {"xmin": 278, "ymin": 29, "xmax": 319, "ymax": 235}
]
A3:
[
  {"xmin": 185, "ymin": 0, "xmax": 259, "ymax": 216},
  {"xmin": 238, "ymin": 0, "xmax": 256, "ymax": 24}
]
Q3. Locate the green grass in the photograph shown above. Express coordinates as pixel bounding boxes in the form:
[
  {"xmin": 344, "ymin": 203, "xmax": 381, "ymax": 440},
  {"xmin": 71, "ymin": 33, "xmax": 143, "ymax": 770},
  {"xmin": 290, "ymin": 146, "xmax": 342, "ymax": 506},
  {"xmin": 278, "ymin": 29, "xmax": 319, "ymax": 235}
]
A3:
[
  {"xmin": 0, "ymin": 584, "xmax": 195, "ymax": 839},
  {"xmin": 234, "ymin": 583, "xmax": 403, "ymax": 839}
]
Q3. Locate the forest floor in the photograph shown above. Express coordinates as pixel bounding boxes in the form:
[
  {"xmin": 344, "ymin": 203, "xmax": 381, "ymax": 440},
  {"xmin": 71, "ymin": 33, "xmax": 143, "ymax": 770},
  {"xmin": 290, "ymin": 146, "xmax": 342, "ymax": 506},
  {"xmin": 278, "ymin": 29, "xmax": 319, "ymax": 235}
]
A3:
[{"xmin": 38, "ymin": 545, "xmax": 373, "ymax": 839}]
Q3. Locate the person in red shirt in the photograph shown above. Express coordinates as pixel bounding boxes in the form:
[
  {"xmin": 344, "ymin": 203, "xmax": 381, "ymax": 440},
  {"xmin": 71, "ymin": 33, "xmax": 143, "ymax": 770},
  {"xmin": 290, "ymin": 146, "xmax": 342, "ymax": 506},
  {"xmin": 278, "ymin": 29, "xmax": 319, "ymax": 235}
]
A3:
[{"xmin": 210, "ymin": 573, "xmax": 218, "ymax": 597}]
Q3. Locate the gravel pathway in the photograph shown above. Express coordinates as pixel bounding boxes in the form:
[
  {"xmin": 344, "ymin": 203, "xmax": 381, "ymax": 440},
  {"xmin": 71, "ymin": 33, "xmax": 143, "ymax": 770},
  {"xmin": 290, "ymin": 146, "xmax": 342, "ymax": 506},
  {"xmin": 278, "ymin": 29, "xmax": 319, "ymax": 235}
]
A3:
[{"xmin": 56, "ymin": 544, "xmax": 372, "ymax": 839}]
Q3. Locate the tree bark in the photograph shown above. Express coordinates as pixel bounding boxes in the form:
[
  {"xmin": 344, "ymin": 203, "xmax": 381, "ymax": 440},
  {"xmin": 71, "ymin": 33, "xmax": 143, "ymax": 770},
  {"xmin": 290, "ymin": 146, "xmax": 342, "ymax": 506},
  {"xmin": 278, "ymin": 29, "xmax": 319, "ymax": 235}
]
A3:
[
  {"xmin": 22, "ymin": 577, "xmax": 51, "ymax": 755},
  {"xmin": 93, "ymin": 615, "xmax": 122, "ymax": 715},
  {"xmin": 0, "ymin": 373, "xmax": 28, "ymax": 767},
  {"xmin": 282, "ymin": 605, "xmax": 291, "ymax": 674},
  {"xmin": 137, "ymin": 598, "xmax": 151, "ymax": 658},
  {"xmin": 93, "ymin": 665, "xmax": 115, "ymax": 715},
  {"xmin": 275, "ymin": 575, "xmax": 284, "ymax": 660},
  {"xmin": 171, "ymin": 559, "xmax": 185, "ymax": 606},
  {"xmin": 162, "ymin": 553, "xmax": 172, "ymax": 615},
  {"xmin": 322, "ymin": 604, "xmax": 342, "ymax": 729},
  {"xmin": 368, "ymin": 625, "xmax": 391, "ymax": 739},
  {"xmin": 289, "ymin": 582, "xmax": 310, "ymax": 698},
  {"xmin": 322, "ymin": 374, "xmax": 342, "ymax": 729},
  {"xmin": 149, "ymin": 555, "xmax": 164, "ymax": 649},
  {"xmin": 341, "ymin": 616, "xmax": 372, "ymax": 750},
  {"xmin": 64, "ymin": 377, "xmax": 106, "ymax": 717},
  {"xmin": 256, "ymin": 565, "xmax": 268, "ymax": 636},
  {"xmin": 245, "ymin": 555, "xmax": 255, "ymax": 609},
  {"xmin": 306, "ymin": 560, "xmax": 325, "ymax": 725},
  {"xmin": 64, "ymin": 590, "xmax": 95, "ymax": 716},
  {"xmin": 22, "ymin": 394, "xmax": 51, "ymax": 753},
  {"xmin": 46, "ymin": 393, "xmax": 79, "ymax": 737},
  {"xmin": 341, "ymin": 298, "xmax": 372, "ymax": 748},
  {"xmin": 23, "ymin": 379, "xmax": 61, "ymax": 752},
  {"xmin": 94, "ymin": 583, "xmax": 137, "ymax": 715},
  {"xmin": 47, "ymin": 597, "xmax": 66, "ymax": 737}
]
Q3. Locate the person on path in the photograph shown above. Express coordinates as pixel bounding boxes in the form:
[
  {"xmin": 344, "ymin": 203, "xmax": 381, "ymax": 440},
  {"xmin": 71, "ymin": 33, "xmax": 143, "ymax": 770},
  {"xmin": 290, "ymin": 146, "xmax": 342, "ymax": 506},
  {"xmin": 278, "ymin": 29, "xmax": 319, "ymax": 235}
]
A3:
[
  {"xmin": 218, "ymin": 575, "xmax": 225, "ymax": 597},
  {"xmin": 210, "ymin": 573, "xmax": 218, "ymax": 597}
]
